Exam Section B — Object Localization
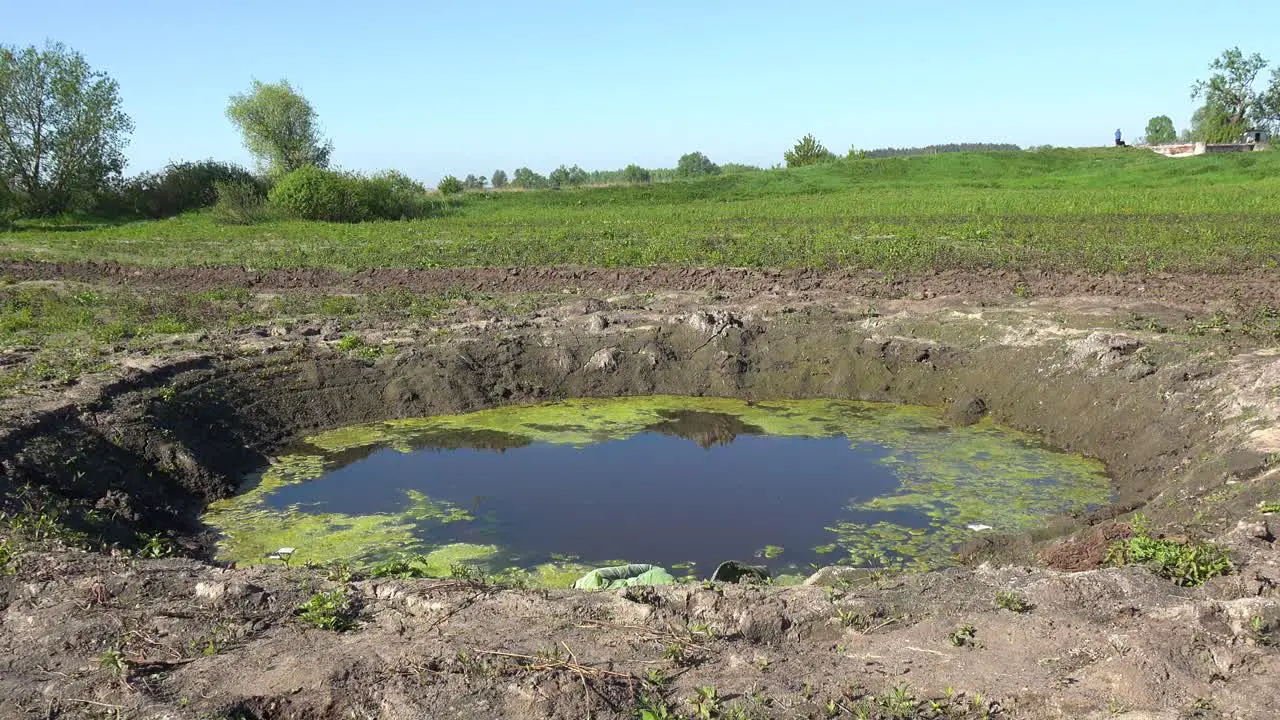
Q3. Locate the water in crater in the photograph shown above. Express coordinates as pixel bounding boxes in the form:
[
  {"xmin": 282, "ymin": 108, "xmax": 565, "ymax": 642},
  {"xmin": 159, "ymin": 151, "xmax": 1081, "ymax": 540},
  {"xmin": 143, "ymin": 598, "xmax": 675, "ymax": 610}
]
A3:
[{"xmin": 202, "ymin": 396, "xmax": 1112, "ymax": 585}]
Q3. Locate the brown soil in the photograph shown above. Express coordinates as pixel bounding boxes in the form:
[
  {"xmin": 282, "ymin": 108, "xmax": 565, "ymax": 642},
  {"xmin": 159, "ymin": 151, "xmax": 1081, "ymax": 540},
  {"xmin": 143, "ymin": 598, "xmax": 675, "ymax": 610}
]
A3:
[
  {"xmin": 1041, "ymin": 523, "xmax": 1135, "ymax": 572},
  {"xmin": 4, "ymin": 260, "xmax": 1280, "ymax": 308},
  {"xmin": 3, "ymin": 266, "xmax": 1280, "ymax": 719}
]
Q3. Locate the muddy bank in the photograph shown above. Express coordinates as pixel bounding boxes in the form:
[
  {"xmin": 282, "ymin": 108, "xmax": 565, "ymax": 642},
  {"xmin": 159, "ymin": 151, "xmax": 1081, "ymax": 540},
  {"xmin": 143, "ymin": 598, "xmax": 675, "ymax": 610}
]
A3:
[
  {"xmin": 1, "ymin": 308, "xmax": 1267, "ymax": 545},
  {"xmin": 4, "ymin": 259, "xmax": 1280, "ymax": 307},
  {"xmin": 2, "ymin": 293, "xmax": 1280, "ymax": 718}
]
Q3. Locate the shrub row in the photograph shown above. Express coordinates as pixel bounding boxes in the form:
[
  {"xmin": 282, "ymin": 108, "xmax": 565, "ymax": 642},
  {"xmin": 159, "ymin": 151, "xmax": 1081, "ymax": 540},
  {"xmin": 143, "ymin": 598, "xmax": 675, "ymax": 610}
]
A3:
[{"xmin": 267, "ymin": 167, "xmax": 443, "ymax": 222}]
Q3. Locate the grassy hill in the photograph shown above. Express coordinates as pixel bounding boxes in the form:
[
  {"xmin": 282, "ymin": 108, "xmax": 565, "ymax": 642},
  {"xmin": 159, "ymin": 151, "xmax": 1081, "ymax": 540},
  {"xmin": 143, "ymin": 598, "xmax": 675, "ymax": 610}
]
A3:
[{"xmin": 3, "ymin": 148, "xmax": 1278, "ymax": 273}]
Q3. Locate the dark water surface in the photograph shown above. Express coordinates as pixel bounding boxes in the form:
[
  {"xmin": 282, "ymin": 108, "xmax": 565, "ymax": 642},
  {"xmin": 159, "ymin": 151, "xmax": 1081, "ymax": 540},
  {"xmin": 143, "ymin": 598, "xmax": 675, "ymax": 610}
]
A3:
[
  {"xmin": 204, "ymin": 397, "xmax": 1113, "ymax": 580},
  {"xmin": 267, "ymin": 431, "xmax": 918, "ymax": 574}
]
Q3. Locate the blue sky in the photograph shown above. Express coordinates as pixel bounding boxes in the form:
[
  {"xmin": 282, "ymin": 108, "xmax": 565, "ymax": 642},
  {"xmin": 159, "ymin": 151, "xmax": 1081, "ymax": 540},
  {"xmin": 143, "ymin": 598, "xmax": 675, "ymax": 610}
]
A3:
[{"xmin": 5, "ymin": 0, "xmax": 1277, "ymax": 182}]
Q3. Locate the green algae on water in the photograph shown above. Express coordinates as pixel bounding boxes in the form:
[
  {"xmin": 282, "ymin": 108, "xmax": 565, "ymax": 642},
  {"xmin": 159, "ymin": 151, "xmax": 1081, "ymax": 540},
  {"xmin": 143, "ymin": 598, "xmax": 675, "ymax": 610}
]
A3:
[{"xmin": 201, "ymin": 396, "xmax": 1112, "ymax": 583}]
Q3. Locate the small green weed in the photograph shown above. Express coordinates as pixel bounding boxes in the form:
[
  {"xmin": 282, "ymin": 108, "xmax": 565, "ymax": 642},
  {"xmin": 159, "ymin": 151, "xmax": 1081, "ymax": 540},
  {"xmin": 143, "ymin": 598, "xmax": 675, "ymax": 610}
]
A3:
[
  {"xmin": 663, "ymin": 641, "xmax": 692, "ymax": 667},
  {"xmin": 994, "ymin": 590, "xmax": 1032, "ymax": 613},
  {"xmin": 690, "ymin": 685, "xmax": 721, "ymax": 719},
  {"xmin": 335, "ymin": 334, "xmax": 362, "ymax": 351},
  {"xmin": 368, "ymin": 555, "xmax": 433, "ymax": 579},
  {"xmin": 326, "ymin": 561, "xmax": 353, "ymax": 582},
  {"xmin": 948, "ymin": 623, "xmax": 978, "ymax": 648},
  {"xmin": 99, "ymin": 648, "xmax": 130, "ymax": 678},
  {"xmin": 644, "ymin": 667, "xmax": 669, "ymax": 688},
  {"xmin": 0, "ymin": 537, "xmax": 17, "ymax": 575},
  {"xmin": 689, "ymin": 621, "xmax": 717, "ymax": 640},
  {"xmin": 449, "ymin": 562, "xmax": 485, "ymax": 582},
  {"xmin": 1250, "ymin": 616, "xmax": 1275, "ymax": 646},
  {"xmin": 1258, "ymin": 500, "xmax": 1280, "ymax": 514},
  {"xmin": 297, "ymin": 588, "xmax": 357, "ymax": 631},
  {"xmin": 634, "ymin": 694, "xmax": 675, "ymax": 720},
  {"xmin": 138, "ymin": 532, "xmax": 175, "ymax": 558},
  {"xmin": 1106, "ymin": 514, "xmax": 1232, "ymax": 586}
]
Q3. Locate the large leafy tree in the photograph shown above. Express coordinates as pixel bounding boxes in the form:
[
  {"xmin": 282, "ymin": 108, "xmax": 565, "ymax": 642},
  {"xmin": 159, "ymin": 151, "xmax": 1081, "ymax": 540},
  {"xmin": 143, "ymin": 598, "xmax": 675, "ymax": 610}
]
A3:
[
  {"xmin": 676, "ymin": 151, "xmax": 719, "ymax": 178},
  {"xmin": 491, "ymin": 169, "xmax": 508, "ymax": 188},
  {"xmin": 1143, "ymin": 115, "xmax": 1177, "ymax": 144},
  {"xmin": 0, "ymin": 42, "xmax": 133, "ymax": 216},
  {"xmin": 1182, "ymin": 104, "xmax": 1241, "ymax": 143},
  {"xmin": 784, "ymin": 134, "xmax": 837, "ymax": 167},
  {"xmin": 226, "ymin": 80, "xmax": 332, "ymax": 175},
  {"xmin": 1191, "ymin": 47, "xmax": 1280, "ymax": 135}
]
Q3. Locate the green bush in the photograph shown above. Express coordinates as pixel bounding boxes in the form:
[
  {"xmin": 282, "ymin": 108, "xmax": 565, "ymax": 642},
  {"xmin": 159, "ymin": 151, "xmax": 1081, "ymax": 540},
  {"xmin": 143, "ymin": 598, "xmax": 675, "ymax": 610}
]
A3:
[
  {"xmin": 437, "ymin": 175, "xmax": 464, "ymax": 195},
  {"xmin": 354, "ymin": 170, "xmax": 433, "ymax": 220},
  {"xmin": 268, "ymin": 166, "xmax": 441, "ymax": 222},
  {"xmin": 268, "ymin": 166, "xmax": 360, "ymax": 221},
  {"xmin": 125, "ymin": 160, "xmax": 261, "ymax": 219},
  {"xmin": 211, "ymin": 180, "xmax": 268, "ymax": 225}
]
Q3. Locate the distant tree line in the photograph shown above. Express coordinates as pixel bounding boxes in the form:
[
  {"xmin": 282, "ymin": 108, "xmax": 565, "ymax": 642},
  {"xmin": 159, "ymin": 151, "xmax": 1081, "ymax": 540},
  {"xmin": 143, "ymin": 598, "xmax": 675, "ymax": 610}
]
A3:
[
  {"xmin": 8, "ymin": 38, "xmax": 1276, "ymax": 229},
  {"xmin": 856, "ymin": 143, "xmax": 1022, "ymax": 158}
]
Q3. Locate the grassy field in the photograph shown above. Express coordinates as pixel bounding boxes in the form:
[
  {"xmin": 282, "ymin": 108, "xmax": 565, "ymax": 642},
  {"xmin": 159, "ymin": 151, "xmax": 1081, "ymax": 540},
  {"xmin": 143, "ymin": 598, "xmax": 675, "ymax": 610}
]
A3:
[{"xmin": 4, "ymin": 148, "xmax": 1280, "ymax": 273}]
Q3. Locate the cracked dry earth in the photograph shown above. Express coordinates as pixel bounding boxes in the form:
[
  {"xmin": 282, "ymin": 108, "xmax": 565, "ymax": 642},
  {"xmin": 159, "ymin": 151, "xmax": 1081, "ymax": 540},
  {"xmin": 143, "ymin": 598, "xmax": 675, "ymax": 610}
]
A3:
[{"xmin": 2, "ymin": 271, "xmax": 1280, "ymax": 720}]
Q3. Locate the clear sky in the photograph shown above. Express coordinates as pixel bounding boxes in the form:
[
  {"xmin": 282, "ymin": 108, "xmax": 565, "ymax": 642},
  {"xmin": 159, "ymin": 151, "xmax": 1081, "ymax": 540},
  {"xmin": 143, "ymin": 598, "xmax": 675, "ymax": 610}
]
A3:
[{"xmin": 5, "ymin": 0, "xmax": 1277, "ymax": 183}]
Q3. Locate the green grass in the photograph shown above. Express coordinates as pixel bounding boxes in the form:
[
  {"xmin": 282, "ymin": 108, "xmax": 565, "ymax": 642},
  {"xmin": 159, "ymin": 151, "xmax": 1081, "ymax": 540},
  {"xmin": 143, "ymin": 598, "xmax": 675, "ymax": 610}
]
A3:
[
  {"xmin": 0, "ymin": 282, "xmax": 505, "ymax": 397},
  {"xmin": 296, "ymin": 588, "xmax": 358, "ymax": 631},
  {"xmin": 5, "ymin": 149, "xmax": 1280, "ymax": 273},
  {"xmin": 1106, "ymin": 515, "xmax": 1232, "ymax": 586}
]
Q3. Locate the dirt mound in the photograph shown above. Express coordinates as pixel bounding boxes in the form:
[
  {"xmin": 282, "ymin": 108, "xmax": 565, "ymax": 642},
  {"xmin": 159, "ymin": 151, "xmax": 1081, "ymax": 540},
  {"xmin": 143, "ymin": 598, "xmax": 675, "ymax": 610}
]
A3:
[{"xmin": 1041, "ymin": 522, "xmax": 1134, "ymax": 572}]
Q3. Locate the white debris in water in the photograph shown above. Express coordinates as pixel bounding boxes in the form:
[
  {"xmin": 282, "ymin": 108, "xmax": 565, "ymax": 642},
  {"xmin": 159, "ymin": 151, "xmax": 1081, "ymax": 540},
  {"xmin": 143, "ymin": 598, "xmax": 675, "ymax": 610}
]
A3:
[{"xmin": 966, "ymin": 523, "xmax": 993, "ymax": 531}]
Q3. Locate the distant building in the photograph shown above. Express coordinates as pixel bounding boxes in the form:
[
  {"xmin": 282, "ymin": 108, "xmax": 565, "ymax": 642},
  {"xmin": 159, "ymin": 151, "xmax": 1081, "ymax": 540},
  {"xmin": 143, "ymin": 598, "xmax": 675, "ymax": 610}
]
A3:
[{"xmin": 1241, "ymin": 129, "xmax": 1270, "ymax": 145}]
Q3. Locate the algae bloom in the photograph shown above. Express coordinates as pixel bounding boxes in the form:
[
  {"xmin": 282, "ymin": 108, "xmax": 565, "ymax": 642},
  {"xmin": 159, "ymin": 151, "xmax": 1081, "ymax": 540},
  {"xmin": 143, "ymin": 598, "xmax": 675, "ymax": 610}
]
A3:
[{"xmin": 201, "ymin": 396, "xmax": 1112, "ymax": 584}]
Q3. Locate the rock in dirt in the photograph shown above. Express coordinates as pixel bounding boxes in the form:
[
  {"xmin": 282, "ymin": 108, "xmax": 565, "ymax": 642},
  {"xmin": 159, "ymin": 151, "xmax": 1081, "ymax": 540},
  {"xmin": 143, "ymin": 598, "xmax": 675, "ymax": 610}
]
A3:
[
  {"xmin": 684, "ymin": 310, "xmax": 740, "ymax": 335},
  {"xmin": 944, "ymin": 393, "xmax": 987, "ymax": 426},
  {"xmin": 570, "ymin": 298, "xmax": 611, "ymax": 315},
  {"xmin": 1120, "ymin": 361, "xmax": 1157, "ymax": 382},
  {"xmin": 585, "ymin": 314, "xmax": 609, "ymax": 333},
  {"xmin": 711, "ymin": 560, "xmax": 770, "ymax": 584},
  {"xmin": 583, "ymin": 347, "xmax": 620, "ymax": 372},
  {"xmin": 804, "ymin": 566, "xmax": 871, "ymax": 587},
  {"xmin": 194, "ymin": 579, "xmax": 267, "ymax": 607},
  {"xmin": 1068, "ymin": 332, "xmax": 1142, "ymax": 372}
]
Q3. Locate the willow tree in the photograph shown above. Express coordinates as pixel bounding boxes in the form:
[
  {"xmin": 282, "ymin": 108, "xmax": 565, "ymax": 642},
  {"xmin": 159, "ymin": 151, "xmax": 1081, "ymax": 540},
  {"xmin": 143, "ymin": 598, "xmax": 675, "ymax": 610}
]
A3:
[{"xmin": 226, "ymin": 79, "xmax": 332, "ymax": 176}]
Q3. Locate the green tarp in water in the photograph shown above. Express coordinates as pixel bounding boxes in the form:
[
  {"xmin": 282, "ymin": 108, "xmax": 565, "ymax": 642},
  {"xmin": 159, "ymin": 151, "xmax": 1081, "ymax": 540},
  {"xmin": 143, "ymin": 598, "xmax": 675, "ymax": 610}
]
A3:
[{"xmin": 573, "ymin": 564, "xmax": 676, "ymax": 590}]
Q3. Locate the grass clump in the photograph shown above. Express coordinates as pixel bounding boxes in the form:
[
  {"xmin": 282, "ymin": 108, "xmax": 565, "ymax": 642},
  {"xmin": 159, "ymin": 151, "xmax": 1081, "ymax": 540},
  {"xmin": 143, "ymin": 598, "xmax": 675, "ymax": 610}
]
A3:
[
  {"xmin": 368, "ymin": 555, "xmax": 434, "ymax": 579},
  {"xmin": 994, "ymin": 591, "xmax": 1031, "ymax": 613},
  {"xmin": 948, "ymin": 623, "xmax": 978, "ymax": 648},
  {"xmin": 1106, "ymin": 514, "xmax": 1232, "ymax": 587},
  {"xmin": 0, "ymin": 537, "xmax": 18, "ymax": 575},
  {"xmin": 296, "ymin": 588, "xmax": 358, "ymax": 631}
]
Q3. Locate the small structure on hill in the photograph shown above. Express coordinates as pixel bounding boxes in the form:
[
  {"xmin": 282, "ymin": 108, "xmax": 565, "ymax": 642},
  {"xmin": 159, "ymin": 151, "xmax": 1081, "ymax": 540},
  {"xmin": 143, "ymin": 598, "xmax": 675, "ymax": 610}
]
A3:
[
  {"xmin": 1241, "ymin": 129, "xmax": 1269, "ymax": 145},
  {"xmin": 1146, "ymin": 130, "xmax": 1270, "ymax": 158}
]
